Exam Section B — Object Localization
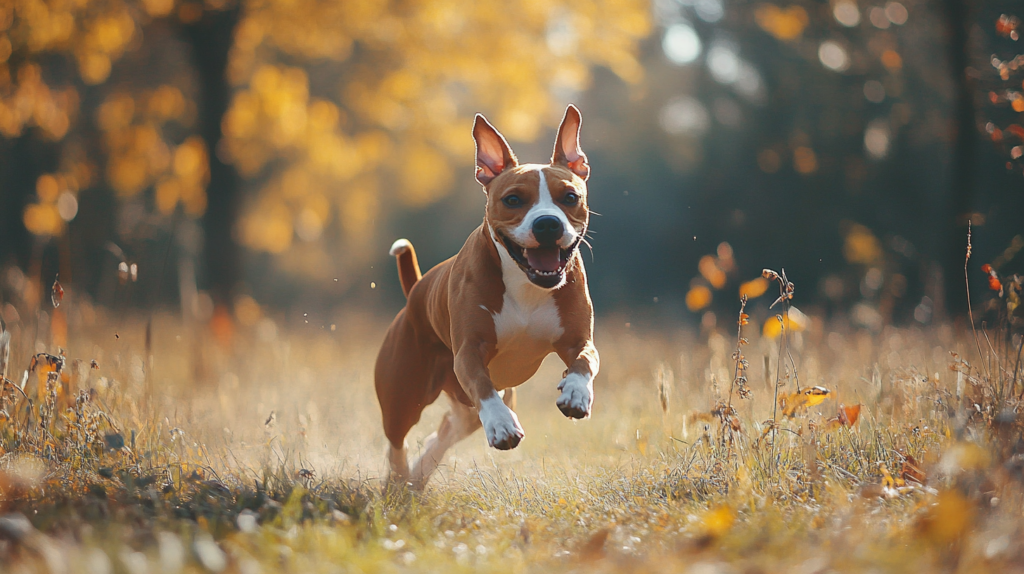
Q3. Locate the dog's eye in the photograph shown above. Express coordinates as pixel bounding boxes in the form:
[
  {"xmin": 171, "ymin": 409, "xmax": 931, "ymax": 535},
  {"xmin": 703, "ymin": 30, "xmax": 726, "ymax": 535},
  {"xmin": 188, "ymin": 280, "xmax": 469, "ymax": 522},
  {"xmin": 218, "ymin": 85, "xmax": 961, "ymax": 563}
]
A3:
[
  {"xmin": 502, "ymin": 195, "xmax": 523, "ymax": 207},
  {"xmin": 563, "ymin": 192, "xmax": 580, "ymax": 206}
]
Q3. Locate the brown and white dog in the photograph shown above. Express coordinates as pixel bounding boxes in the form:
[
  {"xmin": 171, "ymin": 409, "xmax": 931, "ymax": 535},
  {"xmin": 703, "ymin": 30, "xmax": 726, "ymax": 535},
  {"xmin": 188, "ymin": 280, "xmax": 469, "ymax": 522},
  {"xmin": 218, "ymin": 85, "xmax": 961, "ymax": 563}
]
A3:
[{"xmin": 374, "ymin": 105, "xmax": 599, "ymax": 489}]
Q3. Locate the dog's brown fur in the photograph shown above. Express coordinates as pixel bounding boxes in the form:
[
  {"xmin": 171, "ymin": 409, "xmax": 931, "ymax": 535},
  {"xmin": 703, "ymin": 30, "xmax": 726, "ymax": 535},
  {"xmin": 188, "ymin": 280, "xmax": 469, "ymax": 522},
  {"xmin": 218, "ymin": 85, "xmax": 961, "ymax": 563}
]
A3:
[{"xmin": 375, "ymin": 105, "xmax": 599, "ymax": 489}]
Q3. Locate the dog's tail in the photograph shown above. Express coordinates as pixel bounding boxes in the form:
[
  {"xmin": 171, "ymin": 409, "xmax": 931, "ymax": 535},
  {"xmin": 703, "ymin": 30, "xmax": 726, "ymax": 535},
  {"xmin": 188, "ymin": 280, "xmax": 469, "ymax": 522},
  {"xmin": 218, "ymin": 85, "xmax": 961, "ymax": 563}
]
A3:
[{"xmin": 389, "ymin": 239, "xmax": 422, "ymax": 298}]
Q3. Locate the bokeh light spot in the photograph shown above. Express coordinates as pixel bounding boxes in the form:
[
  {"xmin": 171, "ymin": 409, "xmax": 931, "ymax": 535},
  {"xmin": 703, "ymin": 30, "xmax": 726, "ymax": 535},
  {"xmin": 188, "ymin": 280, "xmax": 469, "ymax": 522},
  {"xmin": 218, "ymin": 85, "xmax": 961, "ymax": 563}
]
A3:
[
  {"xmin": 833, "ymin": 1, "xmax": 860, "ymax": 27},
  {"xmin": 740, "ymin": 277, "xmax": 769, "ymax": 299},
  {"xmin": 707, "ymin": 41, "xmax": 740, "ymax": 84},
  {"xmin": 864, "ymin": 119, "xmax": 891, "ymax": 159},
  {"xmin": 863, "ymin": 80, "xmax": 886, "ymax": 103},
  {"xmin": 869, "ymin": 7, "xmax": 890, "ymax": 29},
  {"xmin": 694, "ymin": 0, "xmax": 724, "ymax": 23},
  {"xmin": 659, "ymin": 96, "xmax": 710, "ymax": 135},
  {"xmin": 57, "ymin": 192, "xmax": 78, "ymax": 222},
  {"xmin": 663, "ymin": 23, "xmax": 702, "ymax": 65},
  {"xmin": 686, "ymin": 285, "xmax": 713, "ymax": 311},
  {"xmin": 793, "ymin": 146, "xmax": 818, "ymax": 174},
  {"xmin": 885, "ymin": 2, "xmax": 908, "ymax": 25},
  {"xmin": 818, "ymin": 41, "xmax": 850, "ymax": 72}
]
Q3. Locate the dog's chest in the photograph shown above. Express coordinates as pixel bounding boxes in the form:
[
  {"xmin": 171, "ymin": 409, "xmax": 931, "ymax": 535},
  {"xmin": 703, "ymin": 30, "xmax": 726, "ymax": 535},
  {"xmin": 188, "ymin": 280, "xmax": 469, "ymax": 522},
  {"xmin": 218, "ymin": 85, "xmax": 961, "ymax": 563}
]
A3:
[
  {"xmin": 491, "ymin": 290, "xmax": 563, "ymax": 347},
  {"xmin": 483, "ymin": 240, "xmax": 565, "ymax": 388}
]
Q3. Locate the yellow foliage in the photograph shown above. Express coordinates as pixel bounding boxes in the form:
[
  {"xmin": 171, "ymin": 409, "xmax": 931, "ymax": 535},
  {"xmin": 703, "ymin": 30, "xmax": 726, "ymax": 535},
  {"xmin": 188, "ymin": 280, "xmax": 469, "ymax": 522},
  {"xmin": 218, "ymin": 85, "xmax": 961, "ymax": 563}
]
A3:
[
  {"xmin": 226, "ymin": 0, "xmax": 650, "ymax": 256},
  {"xmin": 702, "ymin": 505, "xmax": 735, "ymax": 537},
  {"xmin": 7, "ymin": 0, "xmax": 652, "ymax": 264},
  {"xmin": 739, "ymin": 277, "xmax": 769, "ymax": 299},
  {"xmin": 686, "ymin": 285, "xmax": 713, "ymax": 312},
  {"xmin": 699, "ymin": 255, "xmax": 727, "ymax": 289},
  {"xmin": 36, "ymin": 174, "xmax": 59, "ymax": 202},
  {"xmin": 23, "ymin": 203, "xmax": 62, "ymax": 236},
  {"xmin": 399, "ymin": 143, "xmax": 454, "ymax": 207},
  {"xmin": 843, "ymin": 223, "xmax": 882, "ymax": 265},
  {"xmin": 755, "ymin": 4, "xmax": 809, "ymax": 41}
]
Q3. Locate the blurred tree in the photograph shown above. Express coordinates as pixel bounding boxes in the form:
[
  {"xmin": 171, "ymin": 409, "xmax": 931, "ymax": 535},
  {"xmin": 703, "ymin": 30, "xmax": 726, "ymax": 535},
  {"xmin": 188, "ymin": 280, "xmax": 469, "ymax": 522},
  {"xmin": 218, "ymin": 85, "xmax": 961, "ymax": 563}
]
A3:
[
  {"xmin": 222, "ymin": 0, "xmax": 650, "ymax": 288},
  {"xmin": 629, "ymin": 0, "xmax": 1024, "ymax": 325},
  {"xmin": 181, "ymin": 5, "xmax": 242, "ymax": 306},
  {"xmin": 0, "ymin": 0, "xmax": 651, "ymax": 311}
]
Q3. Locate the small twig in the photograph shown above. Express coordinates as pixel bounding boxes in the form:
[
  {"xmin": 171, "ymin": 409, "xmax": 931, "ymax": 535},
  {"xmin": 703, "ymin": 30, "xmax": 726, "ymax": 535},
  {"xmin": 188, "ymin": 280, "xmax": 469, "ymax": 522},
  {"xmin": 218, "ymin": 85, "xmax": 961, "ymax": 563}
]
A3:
[
  {"xmin": 728, "ymin": 295, "xmax": 749, "ymax": 410},
  {"xmin": 965, "ymin": 222, "xmax": 991, "ymax": 382}
]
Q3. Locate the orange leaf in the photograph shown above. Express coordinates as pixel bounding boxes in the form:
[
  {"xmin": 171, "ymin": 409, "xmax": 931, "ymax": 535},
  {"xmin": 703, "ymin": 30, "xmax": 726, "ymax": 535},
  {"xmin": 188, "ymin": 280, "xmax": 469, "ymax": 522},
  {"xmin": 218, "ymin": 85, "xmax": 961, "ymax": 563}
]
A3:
[
  {"xmin": 839, "ymin": 403, "xmax": 861, "ymax": 426},
  {"xmin": 900, "ymin": 454, "xmax": 926, "ymax": 485},
  {"xmin": 51, "ymin": 275, "xmax": 63, "ymax": 308}
]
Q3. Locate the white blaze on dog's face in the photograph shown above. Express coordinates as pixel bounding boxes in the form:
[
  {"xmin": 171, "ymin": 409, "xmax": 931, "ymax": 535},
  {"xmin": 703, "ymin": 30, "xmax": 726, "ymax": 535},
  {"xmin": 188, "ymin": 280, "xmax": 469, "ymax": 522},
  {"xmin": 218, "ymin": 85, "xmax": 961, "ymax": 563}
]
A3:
[{"xmin": 473, "ymin": 105, "xmax": 591, "ymax": 289}]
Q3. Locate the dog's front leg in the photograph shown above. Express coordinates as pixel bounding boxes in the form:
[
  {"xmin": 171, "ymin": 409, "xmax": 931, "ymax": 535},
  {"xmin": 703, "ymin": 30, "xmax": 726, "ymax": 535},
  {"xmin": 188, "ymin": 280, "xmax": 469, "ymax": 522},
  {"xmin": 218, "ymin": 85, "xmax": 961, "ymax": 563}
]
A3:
[
  {"xmin": 555, "ymin": 339, "xmax": 600, "ymax": 419},
  {"xmin": 453, "ymin": 346, "xmax": 524, "ymax": 450}
]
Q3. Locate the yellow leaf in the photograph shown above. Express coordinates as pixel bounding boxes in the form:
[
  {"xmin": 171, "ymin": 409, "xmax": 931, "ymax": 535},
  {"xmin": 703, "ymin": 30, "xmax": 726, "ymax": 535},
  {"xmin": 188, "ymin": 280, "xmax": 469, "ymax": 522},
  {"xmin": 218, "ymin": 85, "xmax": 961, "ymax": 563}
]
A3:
[
  {"xmin": 802, "ymin": 386, "xmax": 831, "ymax": 407},
  {"xmin": 779, "ymin": 386, "xmax": 831, "ymax": 417}
]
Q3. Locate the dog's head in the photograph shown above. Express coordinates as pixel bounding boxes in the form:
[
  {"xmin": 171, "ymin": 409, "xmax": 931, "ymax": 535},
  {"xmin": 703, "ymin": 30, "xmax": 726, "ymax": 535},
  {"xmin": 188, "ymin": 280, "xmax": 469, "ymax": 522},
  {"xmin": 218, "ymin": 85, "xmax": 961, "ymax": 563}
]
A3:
[{"xmin": 474, "ymin": 105, "xmax": 590, "ymax": 289}]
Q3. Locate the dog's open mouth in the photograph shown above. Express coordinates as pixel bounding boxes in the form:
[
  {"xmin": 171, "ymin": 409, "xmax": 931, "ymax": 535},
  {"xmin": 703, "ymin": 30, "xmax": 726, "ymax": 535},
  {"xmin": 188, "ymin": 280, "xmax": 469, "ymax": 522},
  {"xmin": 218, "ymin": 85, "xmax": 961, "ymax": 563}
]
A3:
[{"xmin": 499, "ymin": 233, "xmax": 580, "ymax": 288}]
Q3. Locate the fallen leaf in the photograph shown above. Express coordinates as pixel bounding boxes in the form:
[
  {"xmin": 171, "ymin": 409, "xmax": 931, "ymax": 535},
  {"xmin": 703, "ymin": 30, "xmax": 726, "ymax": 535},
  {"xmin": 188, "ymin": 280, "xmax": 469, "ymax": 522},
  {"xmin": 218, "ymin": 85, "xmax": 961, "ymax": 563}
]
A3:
[
  {"xmin": 900, "ymin": 454, "xmax": 926, "ymax": 485},
  {"xmin": 838, "ymin": 403, "xmax": 861, "ymax": 426},
  {"xmin": 779, "ymin": 386, "xmax": 832, "ymax": 417},
  {"xmin": 51, "ymin": 275, "xmax": 63, "ymax": 308},
  {"xmin": 803, "ymin": 386, "xmax": 831, "ymax": 407}
]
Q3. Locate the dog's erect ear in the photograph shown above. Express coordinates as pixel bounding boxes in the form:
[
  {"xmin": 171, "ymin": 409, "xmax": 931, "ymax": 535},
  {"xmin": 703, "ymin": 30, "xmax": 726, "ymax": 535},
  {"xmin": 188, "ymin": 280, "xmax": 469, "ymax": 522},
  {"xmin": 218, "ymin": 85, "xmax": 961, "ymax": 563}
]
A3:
[
  {"xmin": 473, "ymin": 114, "xmax": 518, "ymax": 188},
  {"xmin": 551, "ymin": 104, "xmax": 589, "ymax": 181}
]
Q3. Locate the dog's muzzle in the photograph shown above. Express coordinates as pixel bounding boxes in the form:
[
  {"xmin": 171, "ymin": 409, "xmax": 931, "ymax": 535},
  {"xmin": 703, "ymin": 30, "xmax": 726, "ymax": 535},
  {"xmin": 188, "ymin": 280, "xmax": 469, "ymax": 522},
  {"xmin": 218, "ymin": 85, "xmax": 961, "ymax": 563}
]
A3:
[{"xmin": 499, "ymin": 226, "xmax": 584, "ymax": 289}]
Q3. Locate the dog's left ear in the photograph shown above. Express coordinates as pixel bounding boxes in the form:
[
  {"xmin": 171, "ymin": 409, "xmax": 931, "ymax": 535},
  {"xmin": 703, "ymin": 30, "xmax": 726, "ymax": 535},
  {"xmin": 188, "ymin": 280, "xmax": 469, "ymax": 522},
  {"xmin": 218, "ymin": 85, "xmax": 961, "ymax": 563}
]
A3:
[{"xmin": 551, "ymin": 104, "xmax": 589, "ymax": 181}]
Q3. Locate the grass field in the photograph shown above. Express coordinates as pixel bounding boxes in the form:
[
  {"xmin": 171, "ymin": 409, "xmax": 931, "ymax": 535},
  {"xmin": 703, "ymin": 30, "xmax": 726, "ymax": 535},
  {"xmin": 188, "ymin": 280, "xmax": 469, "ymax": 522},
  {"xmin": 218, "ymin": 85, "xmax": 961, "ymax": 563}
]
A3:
[{"xmin": 1, "ymin": 289, "xmax": 1023, "ymax": 573}]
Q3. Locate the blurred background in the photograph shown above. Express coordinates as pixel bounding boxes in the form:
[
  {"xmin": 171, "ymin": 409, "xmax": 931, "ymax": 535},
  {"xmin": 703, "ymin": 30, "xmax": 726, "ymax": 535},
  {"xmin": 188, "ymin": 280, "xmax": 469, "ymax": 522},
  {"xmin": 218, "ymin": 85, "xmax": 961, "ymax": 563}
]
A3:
[{"xmin": 0, "ymin": 0, "xmax": 1022, "ymax": 334}]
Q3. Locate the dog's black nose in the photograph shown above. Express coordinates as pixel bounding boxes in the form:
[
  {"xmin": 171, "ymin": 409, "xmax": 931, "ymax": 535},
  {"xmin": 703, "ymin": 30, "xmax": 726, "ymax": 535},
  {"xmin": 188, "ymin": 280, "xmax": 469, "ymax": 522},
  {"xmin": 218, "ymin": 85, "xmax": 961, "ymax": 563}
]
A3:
[{"xmin": 532, "ymin": 216, "xmax": 564, "ymax": 246}]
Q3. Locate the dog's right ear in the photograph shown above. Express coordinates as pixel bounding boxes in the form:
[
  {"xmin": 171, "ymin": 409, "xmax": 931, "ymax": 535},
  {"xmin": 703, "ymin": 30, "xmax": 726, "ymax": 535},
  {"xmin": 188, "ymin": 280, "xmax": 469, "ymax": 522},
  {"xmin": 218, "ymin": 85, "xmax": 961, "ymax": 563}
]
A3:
[{"xmin": 473, "ymin": 114, "xmax": 518, "ymax": 188}]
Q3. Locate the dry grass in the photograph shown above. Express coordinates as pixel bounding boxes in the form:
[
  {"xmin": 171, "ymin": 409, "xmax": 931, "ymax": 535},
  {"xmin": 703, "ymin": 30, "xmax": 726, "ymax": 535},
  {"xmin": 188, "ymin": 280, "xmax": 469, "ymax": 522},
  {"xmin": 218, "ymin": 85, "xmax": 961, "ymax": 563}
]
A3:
[{"xmin": 1, "ymin": 292, "xmax": 1023, "ymax": 573}]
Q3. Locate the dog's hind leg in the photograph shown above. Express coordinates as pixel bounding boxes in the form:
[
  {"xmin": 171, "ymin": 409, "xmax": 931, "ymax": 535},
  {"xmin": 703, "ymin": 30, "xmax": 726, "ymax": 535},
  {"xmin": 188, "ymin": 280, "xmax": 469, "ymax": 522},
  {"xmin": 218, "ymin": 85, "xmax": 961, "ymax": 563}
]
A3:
[
  {"xmin": 409, "ymin": 394, "xmax": 481, "ymax": 490},
  {"xmin": 386, "ymin": 441, "xmax": 411, "ymax": 484}
]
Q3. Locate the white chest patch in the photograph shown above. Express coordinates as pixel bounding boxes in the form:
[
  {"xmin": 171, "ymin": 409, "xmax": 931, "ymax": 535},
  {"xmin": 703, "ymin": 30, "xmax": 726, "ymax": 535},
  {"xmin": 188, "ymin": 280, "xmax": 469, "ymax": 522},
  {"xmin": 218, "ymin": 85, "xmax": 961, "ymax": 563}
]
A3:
[{"xmin": 488, "ymin": 225, "xmax": 564, "ymax": 348}]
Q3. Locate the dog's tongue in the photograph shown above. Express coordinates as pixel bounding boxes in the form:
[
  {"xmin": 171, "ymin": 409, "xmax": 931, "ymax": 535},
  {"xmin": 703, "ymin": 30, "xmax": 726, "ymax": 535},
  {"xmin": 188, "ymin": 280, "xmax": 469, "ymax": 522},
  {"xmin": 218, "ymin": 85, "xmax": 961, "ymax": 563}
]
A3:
[{"xmin": 526, "ymin": 246, "xmax": 561, "ymax": 272}]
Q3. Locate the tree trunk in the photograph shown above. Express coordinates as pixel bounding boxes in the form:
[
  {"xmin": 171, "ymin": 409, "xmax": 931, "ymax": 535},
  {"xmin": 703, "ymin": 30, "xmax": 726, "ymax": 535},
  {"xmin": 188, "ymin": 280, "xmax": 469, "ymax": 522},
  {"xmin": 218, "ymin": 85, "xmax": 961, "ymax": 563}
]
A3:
[{"xmin": 182, "ymin": 7, "xmax": 243, "ymax": 308}]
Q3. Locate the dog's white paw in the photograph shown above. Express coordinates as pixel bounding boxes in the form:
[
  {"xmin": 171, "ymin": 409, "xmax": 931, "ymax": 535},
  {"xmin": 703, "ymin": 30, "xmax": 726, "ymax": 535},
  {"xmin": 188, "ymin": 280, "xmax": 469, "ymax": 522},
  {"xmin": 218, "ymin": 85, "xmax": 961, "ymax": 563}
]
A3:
[
  {"xmin": 556, "ymin": 373, "xmax": 593, "ymax": 419},
  {"xmin": 478, "ymin": 394, "xmax": 524, "ymax": 450}
]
